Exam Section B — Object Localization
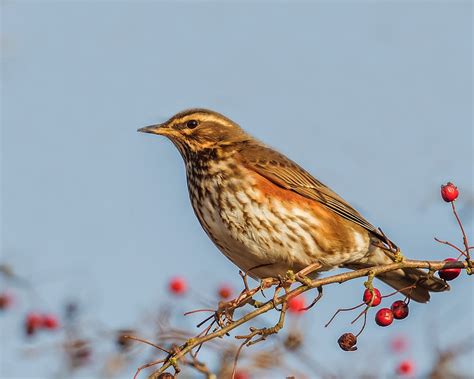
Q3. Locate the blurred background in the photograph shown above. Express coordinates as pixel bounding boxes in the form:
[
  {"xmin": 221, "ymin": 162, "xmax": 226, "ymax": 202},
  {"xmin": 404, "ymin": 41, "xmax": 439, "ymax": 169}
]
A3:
[{"xmin": 1, "ymin": 1, "xmax": 473, "ymax": 378}]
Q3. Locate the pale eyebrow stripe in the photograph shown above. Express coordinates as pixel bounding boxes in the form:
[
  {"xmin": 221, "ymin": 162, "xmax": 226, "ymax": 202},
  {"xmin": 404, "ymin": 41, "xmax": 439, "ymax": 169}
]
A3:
[{"xmin": 172, "ymin": 112, "xmax": 235, "ymax": 128}]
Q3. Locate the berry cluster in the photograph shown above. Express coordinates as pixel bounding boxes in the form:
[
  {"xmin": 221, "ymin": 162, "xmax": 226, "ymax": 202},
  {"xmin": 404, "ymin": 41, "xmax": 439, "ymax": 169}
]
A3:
[
  {"xmin": 374, "ymin": 299, "xmax": 409, "ymax": 327},
  {"xmin": 25, "ymin": 312, "xmax": 60, "ymax": 336},
  {"xmin": 334, "ymin": 180, "xmax": 467, "ymax": 362},
  {"xmin": 361, "ymin": 287, "xmax": 409, "ymax": 327}
]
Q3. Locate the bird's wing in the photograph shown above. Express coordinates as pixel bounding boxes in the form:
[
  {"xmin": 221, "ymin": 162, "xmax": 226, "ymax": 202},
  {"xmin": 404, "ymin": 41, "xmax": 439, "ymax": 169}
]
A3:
[{"xmin": 238, "ymin": 143, "xmax": 385, "ymax": 239}]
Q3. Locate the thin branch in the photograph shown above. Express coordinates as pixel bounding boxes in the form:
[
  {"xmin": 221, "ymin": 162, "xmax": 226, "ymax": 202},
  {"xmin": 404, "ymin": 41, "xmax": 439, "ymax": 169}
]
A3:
[
  {"xmin": 123, "ymin": 335, "xmax": 171, "ymax": 354},
  {"xmin": 451, "ymin": 201, "xmax": 471, "ymax": 260},
  {"xmin": 434, "ymin": 237, "xmax": 466, "ymax": 257}
]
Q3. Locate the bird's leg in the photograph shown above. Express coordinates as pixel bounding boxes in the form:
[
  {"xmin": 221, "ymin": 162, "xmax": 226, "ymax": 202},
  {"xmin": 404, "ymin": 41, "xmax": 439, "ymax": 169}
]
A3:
[
  {"xmin": 229, "ymin": 287, "xmax": 258, "ymax": 309},
  {"xmin": 271, "ymin": 275, "xmax": 291, "ymax": 311},
  {"xmin": 294, "ymin": 262, "xmax": 322, "ymax": 286},
  {"xmin": 377, "ymin": 228, "xmax": 405, "ymax": 262},
  {"xmin": 393, "ymin": 247, "xmax": 405, "ymax": 263},
  {"xmin": 234, "ymin": 271, "xmax": 262, "ymax": 304},
  {"xmin": 239, "ymin": 270, "xmax": 250, "ymax": 292},
  {"xmin": 269, "ymin": 265, "xmax": 322, "ymax": 310},
  {"xmin": 260, "ymin": 277, "xmax": 279, "ymax": 290},
  {"xmin": 224, "ymin": 274, "xmax": 275, "ymax": 312},
  {"xmin": 213, "ymin": 272, "xmax": 262, "ymax": 326}
]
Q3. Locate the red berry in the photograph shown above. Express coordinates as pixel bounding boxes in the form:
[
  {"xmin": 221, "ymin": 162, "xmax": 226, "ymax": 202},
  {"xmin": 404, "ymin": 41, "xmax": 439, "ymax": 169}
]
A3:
[
  {"xmin": 391, "ymin": 300, "xmax": 409, "ymax": 320},
  {"xmin": 26, "ymin": 312, "xmax": 42, "ymax": 327},
  {"xmin": 0, "ymin": 292, "xmax": 13, "ymax": 310},
  {"xmin": 375, "ymin": 308, "xmax": 394, "ymax": 326},
  {"xmin": 42, "ymin": 314, "xmax": 60, "ymax": 329},
  {"xmin": 396, "ymin": 359, "xmax": 415, "ymax": 376},
  {"xmin": 168, "ymin": 276, "xmax": 187, "ymax": 295},
  {"xmin": 363, "ymin": 288, "xmax": 382, "ymax": 306},
  {"xmin": 438, "ymin": 258, "xmax": 461, "ymax": 281},
  {"xmin": 234, "ymin": 370, "xmax": 250, "ymax": 379},
  {"xmin": 440, "ymin": 182, "xmax": 459, "ymax": 202},
  {"xmin": 287, "ymin": 295, "xmax": 306, "ymax": 314},
  {"xmin": 25, "ymin": 312, "xmax": 42, "ymax": 336},
  {"xmin": 217, "ymin": 284, "xmax": 232, "ymax": 300},
  {"xmin": 390, "ymin": 335, "xmax": 409, "ymax": 353}
]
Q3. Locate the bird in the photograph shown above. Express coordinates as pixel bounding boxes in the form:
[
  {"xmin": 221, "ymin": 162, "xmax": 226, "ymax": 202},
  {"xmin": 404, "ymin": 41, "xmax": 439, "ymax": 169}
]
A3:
[{"xmin": 138, "ymin": 109, "xmax": 448, "ymax": 303}]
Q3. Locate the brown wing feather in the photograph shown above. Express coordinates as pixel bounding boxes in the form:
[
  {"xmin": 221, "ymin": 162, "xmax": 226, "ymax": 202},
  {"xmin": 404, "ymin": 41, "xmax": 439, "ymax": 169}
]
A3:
[{"xmin": 237, "ymin": 142, "xmax": 385, "ymax": 240}]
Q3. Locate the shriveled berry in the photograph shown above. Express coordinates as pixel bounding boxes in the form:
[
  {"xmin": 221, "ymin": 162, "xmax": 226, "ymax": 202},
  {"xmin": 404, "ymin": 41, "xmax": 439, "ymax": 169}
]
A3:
[
  {"xmin": 396, "ymin": 359, "xmax": 415, "ymax": 376},
  {"xmin": 438, "ymin": 258, "xmax": 461, "ymax": 281},
  {"xmin": 168, "ymin": 276, "xmax": 187, "ymax": 295},
  {"xmin": 287, "ymin": 295, "xmax": 306, "ymax": 314},
  {"xmin": 217, "ymin": 284, "xmax": 232, "ymax": 300},
  {"xmin": 42, "ymin": 314, "xmax": 60, "ymax": 329},
  {"xmin": 391, "ymin": 301, "xmax": 409, "ymax": 320},
  {"xmin": 338, "ymin": 332, "xmax": 357, "ymax": 351},
  {"xmin": 375, "ymin": 308, "xmax": 394, "ymax": 326},
  {"xmin": 363, "ymin": 288, "xmax": 382, "ymax": 306},
  {"xmin": 440, "ymin": 182, "xmax": 459, "ymax": 202}
]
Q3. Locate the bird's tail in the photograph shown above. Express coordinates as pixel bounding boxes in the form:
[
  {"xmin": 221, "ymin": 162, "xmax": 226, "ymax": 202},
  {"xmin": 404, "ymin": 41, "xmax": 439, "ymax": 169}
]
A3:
[
  {"xmin": 346, "ymin": 247, "xmax": 449, "ymax": 303},
  {"xmin": 377, "ymin": 267, "xmax": 449, "ymax": 303}
]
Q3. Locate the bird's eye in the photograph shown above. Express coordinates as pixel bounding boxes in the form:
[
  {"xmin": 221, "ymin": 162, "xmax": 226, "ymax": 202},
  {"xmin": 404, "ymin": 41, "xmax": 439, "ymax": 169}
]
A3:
[{"xmin": 186, "ymin": 120, "xmax": 199, "ymax": 129}]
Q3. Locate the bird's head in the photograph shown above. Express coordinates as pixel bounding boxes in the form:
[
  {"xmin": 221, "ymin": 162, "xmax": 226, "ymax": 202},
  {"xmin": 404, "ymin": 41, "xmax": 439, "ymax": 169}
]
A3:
[{"xmin": 138, "ymin": 109, "xmax": 251, "ymax": 155}]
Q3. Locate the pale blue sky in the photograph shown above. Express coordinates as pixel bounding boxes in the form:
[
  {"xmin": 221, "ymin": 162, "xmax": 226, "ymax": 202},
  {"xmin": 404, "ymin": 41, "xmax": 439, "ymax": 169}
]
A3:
[{"xmin": 1, "ymin": 1, "xmax": 473, "ymax": 378}]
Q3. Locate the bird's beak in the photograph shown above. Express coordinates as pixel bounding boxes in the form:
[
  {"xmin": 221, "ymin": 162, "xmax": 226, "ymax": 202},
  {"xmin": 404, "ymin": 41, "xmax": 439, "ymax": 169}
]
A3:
[{"xmin": 137, "ymin": 123, "xmax": 173, "ymax": 136}]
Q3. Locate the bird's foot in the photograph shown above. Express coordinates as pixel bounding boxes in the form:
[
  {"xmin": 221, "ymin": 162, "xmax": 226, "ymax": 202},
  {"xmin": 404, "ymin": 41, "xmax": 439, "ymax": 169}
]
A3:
[
  {"xmin": 294, "ymin": 274, "xmax": 313, "ymax": 287},
  {"xmin": 260, "ymin": 277, "xmax": 279, "ymax": 290},
  {"xmin": 219, "ymin": 274, "xmax": 265, "ymax": 316},
  {"xmin": 394, "ymin": 248, "xmax": 405, "ymax": 263},
  {"xmin": 294, "ymin": 262, "xmax": 322, "ymax": 286}
]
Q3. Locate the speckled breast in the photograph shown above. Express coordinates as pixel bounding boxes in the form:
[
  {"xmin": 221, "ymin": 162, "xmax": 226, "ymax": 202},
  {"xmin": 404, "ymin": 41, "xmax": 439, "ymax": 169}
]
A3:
[{"xmin": 185, "ymin": 154, "xmax": 371, "ymax": 278}]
